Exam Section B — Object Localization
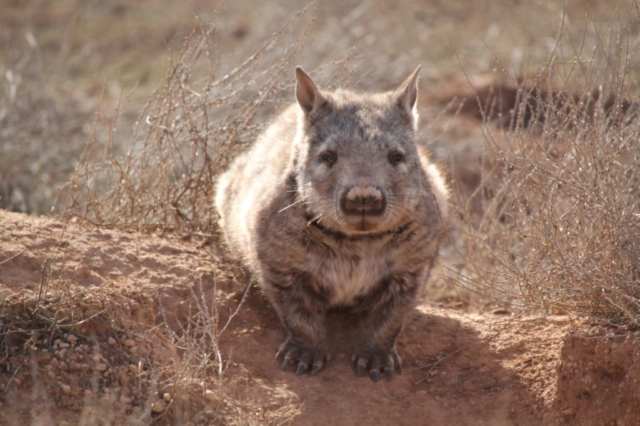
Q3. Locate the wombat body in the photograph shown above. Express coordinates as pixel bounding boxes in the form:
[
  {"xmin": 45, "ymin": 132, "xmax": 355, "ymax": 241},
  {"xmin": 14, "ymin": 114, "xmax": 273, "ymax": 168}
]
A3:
[{"xmin": 215, "ymin": 67, "xmax": 449, "ymax": 381}]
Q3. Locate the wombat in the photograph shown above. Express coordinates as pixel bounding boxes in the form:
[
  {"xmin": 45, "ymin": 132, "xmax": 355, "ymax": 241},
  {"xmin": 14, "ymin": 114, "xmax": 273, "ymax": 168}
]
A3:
[{"xmin": 215, "ymin": 67, "xmax": 449, "ymax": 382}]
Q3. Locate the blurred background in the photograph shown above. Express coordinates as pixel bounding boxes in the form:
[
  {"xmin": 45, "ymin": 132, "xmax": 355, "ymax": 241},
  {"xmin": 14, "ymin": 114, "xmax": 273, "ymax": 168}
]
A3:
[{"xmin": 2, "ymin": 0, "xmax": 635, "ymax": 214}]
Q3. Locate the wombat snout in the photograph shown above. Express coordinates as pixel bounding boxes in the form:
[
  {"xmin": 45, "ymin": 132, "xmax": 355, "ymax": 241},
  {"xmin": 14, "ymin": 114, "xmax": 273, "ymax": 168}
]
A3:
[{"xmin": 340, "ymin": 186, "xmax": 386, "ymax": 216}]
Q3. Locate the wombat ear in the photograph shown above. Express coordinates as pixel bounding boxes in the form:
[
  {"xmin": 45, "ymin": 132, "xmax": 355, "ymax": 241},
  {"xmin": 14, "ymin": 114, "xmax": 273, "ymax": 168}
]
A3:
[
  {"xmin": 295, "ymin": 67, "xmax": 323, "ymax": 114},
  {"xmin": 395, "ymin": 65, "xmax": 421, "ymax": 119}
]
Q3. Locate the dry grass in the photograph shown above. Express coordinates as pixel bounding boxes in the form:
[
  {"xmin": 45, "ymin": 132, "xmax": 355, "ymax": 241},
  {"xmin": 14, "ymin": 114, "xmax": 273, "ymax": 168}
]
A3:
[
  {"xmin": 0, "ymin": 47, "xmax": 91, "ymax": 214},
  {"xmin": 59, "ymin": 6, "xmax": 355, "ymax": 235},
  {"xmin": 446, "ymin": 0, "xmax": 640, "ymax": 325}
]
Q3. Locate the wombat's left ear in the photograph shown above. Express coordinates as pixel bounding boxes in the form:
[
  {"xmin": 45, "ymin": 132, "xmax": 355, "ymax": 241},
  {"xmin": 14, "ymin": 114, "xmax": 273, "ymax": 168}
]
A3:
[
  {"xmin": 295, "ymin": 67, "xmax": 325, "ymax": 114},
  {"xmin": 395, "ymin": 66, "xmax": 421, "ymax": 119}
]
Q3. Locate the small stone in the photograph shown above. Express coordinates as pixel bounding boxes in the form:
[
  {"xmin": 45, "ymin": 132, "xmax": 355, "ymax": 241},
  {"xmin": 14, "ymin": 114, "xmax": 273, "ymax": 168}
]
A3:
[
  {"xmin": 128, "ymin": 364, "xmax": 138, "ymax": 374},
  {"xmin": 151, "ymin": 400, "xmax": 166, "ymax": 413},
  {"xmin": 561, "ymin": 408, "xmax": 576, "ymax": 417},
  {"xmin": 54, "ymin": 339, "xmax": 62, "ymax": 348},
  {"xmin": 124, "ymin": 339, "xmax": 136, "ymax": 348},
  {"xmin": 37, "ymin": 353, "xmax": 52, "ymax": 363},
  {"xmin": 163, "ymin": 393, "xmax": 172, "ymax": 402},
  {"xmin": 60, "ymin": 384, "xmax": 71, "ymax": 395},
  {"xmin": 125, "ymin": 252, "xmax": 138, "ymax": 262},
  {"xmin": 107, "ymin": 337, "xmax": 117, "ymax": 346},
  {"xmin": 59, "ymin": 342, "xmax": 70, "ymax": 349},
  {"xmin": 67, "ymin": 335, "xmax": 78, "ymax": 345},
  {"xmin": 97, "ymin": 363, "xmax": 108, "ymax": 372},
  {"xmin": 204, "ymin": 389, "xmax": 218, "ymax": 403}
]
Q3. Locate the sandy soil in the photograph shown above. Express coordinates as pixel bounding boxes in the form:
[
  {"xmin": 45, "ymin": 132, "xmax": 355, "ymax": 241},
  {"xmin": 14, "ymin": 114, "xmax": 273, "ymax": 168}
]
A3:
[{"xmin": 1, "ymin": 209, "xmax": 638, "ymax": 425}]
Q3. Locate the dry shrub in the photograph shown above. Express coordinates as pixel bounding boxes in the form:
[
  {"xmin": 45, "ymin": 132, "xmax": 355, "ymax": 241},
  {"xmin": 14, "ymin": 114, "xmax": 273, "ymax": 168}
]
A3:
[
  {"xmin": 0, "ymin": 38, "xmax": 91, "ymax": 215},
  {"xmin": 156, "ymin": 280, "xmax": 301, "ymax": 425},
  {"xmin": 452, "ymin": 1, "xmax": 640, "ymax": 325},
  {"xmin": 60, "ymin": 5, "xmax": 351, "ymax": 234}
]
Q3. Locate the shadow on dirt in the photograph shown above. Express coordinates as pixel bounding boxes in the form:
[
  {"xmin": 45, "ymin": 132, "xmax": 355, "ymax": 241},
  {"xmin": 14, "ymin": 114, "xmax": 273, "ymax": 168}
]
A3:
[{"xmin": 216, "ymin": 286, "xmax": 550, "ymax": 426}]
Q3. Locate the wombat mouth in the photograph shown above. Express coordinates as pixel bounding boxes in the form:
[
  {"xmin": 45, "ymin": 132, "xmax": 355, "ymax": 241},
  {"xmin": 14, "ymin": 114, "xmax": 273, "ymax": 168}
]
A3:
[
  {"xmin": 351, "ymin": 217, "xmax": 384, "ymax": 232},
  {"xmin": 306, "ymin": 214, "xmax": 411, "ymax": 240}
]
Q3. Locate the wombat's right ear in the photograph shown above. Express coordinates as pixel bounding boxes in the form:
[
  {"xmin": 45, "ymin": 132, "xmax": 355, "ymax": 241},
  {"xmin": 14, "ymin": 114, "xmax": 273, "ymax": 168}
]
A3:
[
  {"xmin": 295, "ymin": 67, "xmax": 324, "ymax": 114},
  {"xmin": 395, "ymin": 65, "xmax": 421, "ymax": 119}
]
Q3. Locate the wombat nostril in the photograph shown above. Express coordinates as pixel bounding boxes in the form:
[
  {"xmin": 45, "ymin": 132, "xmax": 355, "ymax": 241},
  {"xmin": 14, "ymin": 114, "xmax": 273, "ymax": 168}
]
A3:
[{"xmin": 341, "ymin": 186, "xmax": 386, "ymax": 216}]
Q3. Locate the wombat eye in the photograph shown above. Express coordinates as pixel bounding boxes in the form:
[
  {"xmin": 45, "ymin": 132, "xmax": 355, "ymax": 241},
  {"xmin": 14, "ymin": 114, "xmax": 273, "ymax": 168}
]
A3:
[
  {"xmin": 388, "ymin": 150, "xmax": 405, "ymax": 165},
  {"xmin": 319, "ymin": 151, "xmax": 337, "ymax": 166}
]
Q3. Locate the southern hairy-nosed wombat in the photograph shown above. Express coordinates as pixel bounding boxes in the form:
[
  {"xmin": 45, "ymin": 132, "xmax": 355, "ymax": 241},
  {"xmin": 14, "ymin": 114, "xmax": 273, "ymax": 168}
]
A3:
[{"xmin": 215, "ymin": 67, "xmax": 449, "ymax": 381}]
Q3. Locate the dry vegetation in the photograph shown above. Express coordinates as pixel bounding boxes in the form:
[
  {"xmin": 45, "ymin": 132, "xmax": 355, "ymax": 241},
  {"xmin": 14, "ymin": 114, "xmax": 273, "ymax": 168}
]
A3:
[
  {"xmin": 1, "ymin": 0, "xmax": 640, "ymax": 424},
  {"xmin": 440, "ymin": 0, "xmax": 640, "ymax": 324},
  {"xmin": 61, "ymin": 11, "xmax": 312, "ymax": 233}
]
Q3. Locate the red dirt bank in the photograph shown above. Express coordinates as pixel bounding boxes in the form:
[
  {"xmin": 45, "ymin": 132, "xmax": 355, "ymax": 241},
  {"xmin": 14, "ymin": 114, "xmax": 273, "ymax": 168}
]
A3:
[{"xmin": 0, "ymin": 210, "xmax": 638, "ymax": 425}]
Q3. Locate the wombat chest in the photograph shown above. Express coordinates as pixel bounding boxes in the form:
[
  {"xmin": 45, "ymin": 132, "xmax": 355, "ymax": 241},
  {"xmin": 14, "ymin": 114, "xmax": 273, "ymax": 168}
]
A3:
[{"xmin": 308, "ymin": 242, "xmax": 395, "ymax": 307}]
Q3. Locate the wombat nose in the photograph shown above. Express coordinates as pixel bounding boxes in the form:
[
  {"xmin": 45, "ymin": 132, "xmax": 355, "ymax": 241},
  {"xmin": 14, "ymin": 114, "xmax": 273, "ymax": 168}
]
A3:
[{"xmin": 341, "ymin": 186, "xmax": 386, "ymax": 216}]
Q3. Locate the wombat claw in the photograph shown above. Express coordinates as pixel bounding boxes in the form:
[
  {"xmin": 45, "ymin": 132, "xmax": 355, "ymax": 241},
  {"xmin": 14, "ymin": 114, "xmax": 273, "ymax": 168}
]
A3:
[
  {"xmin": 352, "ymin": 349, "xmax": 402, "ymax": 382},
  {"xmin": 277, "ymin": 341, "xmax": 330, "ymax": 376}
]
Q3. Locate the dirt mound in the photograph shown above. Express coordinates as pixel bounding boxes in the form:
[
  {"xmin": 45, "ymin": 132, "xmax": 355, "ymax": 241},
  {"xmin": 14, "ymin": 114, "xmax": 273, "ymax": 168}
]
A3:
[
  {"xmin": 555, "ymin": 332, "xmax": 640, "ymax": 426},
  {"xmin": 1, "ymin": 209, "xmax": 639, "ymax": 425}
]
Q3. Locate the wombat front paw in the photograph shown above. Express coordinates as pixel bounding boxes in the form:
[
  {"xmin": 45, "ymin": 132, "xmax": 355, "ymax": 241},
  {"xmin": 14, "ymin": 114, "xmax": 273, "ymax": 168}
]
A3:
[
  {"xmin": 351, "ymin": 347, "xmax": 402, "ymax": 382},
  {"xmin": 276, "ymin": 339, "xmax": 331, "ymax": 376}
]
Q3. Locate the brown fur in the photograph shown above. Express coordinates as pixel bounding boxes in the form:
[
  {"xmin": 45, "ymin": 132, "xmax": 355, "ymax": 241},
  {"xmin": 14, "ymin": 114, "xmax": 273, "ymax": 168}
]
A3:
[{"xmin": 215, "ymin": 67, "xmax": 449, "ymax": 381}]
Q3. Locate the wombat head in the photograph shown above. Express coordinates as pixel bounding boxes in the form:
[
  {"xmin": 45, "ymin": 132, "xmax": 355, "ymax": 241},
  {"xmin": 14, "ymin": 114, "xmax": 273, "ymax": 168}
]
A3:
[{"xmin": 293, "ymin": 67, "xmax": 430, "ymax": 236}]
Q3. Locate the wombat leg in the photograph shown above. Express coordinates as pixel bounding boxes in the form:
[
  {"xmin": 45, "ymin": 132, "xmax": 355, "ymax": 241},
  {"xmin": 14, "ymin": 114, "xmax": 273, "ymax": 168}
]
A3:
[
  {"xmin": 352, "ymin": 273, "xmax": 421, "ymax": 382},
  {"xmin": 266, "ymin": 274, "xmax": 330, "ymax": 375}
]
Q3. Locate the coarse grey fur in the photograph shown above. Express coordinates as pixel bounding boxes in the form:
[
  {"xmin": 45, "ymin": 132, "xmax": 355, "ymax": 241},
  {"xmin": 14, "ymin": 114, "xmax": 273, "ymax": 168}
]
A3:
[{"xmin": 215, "ymin": 67, "xmax": 449, "ymax": 381}]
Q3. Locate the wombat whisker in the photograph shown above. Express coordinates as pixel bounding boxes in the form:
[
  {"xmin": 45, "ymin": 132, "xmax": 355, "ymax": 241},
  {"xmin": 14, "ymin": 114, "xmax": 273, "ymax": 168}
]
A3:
[
  {"xmin": 306, "ymin": 213, "xmax": 324, "ymax": 227},
  {"xmin": 278, "ymin": 198, "xmax": 306, "ymax": 213}
]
